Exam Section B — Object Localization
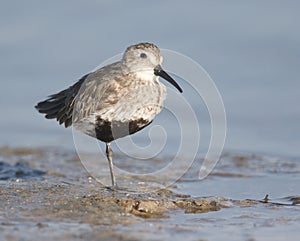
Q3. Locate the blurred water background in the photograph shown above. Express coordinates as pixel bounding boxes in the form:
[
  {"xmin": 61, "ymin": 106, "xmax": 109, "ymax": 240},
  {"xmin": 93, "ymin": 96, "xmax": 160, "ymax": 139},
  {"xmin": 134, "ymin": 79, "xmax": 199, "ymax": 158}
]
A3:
[{"xmin": 1, "ymin": 0, "xmax": 299, "ymax": 158}]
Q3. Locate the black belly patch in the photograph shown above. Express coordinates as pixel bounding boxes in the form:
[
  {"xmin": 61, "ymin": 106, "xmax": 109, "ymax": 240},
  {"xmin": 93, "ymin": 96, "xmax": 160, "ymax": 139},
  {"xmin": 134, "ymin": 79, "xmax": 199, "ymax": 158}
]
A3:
[{"xmin": 95, "ymin": 117, "xmax": 152, "ymax": 142}]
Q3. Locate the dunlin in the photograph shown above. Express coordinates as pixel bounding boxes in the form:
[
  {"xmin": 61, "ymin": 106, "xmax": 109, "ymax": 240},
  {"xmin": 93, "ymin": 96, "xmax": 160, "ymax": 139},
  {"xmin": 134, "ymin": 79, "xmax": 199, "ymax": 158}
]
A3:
[{"xmin": 35, "ymin": 42, "xmax": 183, "ymax": 187}]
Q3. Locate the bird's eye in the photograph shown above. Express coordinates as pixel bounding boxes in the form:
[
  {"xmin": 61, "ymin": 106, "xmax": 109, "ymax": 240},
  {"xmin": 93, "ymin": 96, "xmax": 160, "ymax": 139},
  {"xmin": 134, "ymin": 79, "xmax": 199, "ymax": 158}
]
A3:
[{"xmin": 140, "ymin": 53, "xmax": 147, "ymax": 58}]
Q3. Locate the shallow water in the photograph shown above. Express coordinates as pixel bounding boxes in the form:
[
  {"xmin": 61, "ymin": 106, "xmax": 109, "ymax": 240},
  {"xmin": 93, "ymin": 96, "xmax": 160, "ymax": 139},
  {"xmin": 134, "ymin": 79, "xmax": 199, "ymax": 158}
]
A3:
[
  {"xmin": 0, "ymin": 1, "xmax": 300, "ymax": 240},
  {"xmin": 0, "ymin": 147, "xmax": 299, "ymax": 241}
]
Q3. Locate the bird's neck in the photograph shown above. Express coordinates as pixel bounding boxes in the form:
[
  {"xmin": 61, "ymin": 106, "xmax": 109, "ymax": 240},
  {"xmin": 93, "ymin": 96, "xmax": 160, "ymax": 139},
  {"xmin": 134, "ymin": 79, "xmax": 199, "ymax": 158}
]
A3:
[{"xmin": 134, "ymin": 70, "xmax": 157, "ymax": 82}]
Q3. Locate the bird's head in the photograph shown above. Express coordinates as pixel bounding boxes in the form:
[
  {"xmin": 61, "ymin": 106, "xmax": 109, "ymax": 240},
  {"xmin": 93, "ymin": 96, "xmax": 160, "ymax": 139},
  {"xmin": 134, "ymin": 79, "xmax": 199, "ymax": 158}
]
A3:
[{"xmin": 122, "ymin": 42, "xmax": 182, "ymax": 93}]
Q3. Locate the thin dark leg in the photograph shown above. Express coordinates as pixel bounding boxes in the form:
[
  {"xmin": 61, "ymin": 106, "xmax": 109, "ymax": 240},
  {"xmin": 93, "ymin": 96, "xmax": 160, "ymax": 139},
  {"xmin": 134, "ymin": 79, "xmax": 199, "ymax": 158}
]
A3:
[{"xmin": 106, "ymin": 142, "xmax": 116, "ymax": 187}]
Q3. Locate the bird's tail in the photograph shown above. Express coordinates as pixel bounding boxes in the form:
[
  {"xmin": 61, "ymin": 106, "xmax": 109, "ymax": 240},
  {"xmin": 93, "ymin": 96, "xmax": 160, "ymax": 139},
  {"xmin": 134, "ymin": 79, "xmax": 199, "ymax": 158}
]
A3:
[{"xmin": 35, "ymin": 74, "xmax": 88, "ymax": 127}]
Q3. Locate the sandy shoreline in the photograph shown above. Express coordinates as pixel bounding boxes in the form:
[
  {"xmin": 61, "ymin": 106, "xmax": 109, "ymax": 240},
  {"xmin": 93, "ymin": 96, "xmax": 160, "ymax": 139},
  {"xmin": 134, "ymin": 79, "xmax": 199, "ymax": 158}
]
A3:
[{"xmin": 0, "ymin": 146, "xmax": 299, "ymax": 240}]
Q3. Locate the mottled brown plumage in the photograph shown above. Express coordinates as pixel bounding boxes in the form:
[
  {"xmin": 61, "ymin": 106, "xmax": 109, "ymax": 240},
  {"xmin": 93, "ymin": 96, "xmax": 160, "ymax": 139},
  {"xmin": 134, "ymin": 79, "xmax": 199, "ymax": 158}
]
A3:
[{"xmin": 35, "ymin": 42, "xmax": 182, "ymax": 187}]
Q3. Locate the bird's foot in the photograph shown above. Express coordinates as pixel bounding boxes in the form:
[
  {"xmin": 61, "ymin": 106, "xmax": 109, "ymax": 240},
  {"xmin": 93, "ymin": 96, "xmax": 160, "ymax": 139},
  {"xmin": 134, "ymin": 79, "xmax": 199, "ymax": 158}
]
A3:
[{"xmin": 105, "ymin": 184, "xmax": 119, "ymax": 192}]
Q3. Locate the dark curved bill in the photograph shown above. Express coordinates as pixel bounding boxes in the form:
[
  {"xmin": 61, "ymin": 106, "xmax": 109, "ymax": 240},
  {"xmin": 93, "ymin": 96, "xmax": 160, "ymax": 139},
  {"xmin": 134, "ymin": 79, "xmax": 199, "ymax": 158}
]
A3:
[{"xmin": 154, "ymin": 65, "xmax": 183, "ymax": 93}]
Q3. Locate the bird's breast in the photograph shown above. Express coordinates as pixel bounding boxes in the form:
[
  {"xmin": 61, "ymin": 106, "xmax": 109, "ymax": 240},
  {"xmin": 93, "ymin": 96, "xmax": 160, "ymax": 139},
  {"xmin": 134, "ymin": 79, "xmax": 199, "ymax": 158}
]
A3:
[
  {"xmin": 73, "ymin": 74, "xmax": 167, "ymax": 141},
  {"xmin": 98, "ymin": 76, "xmax": 167, "ymax": 123}
]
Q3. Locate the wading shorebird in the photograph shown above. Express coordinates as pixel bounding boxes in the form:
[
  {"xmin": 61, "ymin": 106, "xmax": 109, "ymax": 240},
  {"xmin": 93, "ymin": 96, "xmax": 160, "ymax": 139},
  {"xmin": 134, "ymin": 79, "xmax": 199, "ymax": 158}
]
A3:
[{"xmin": 35, "ymin": 42, "xmax": 183, "ymax": 188}]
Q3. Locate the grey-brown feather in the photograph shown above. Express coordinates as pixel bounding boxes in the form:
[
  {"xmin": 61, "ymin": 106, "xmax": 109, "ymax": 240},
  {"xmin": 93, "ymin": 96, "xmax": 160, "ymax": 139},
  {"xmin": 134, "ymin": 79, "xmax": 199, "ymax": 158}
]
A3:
[
  {"xmin": 72, "ymin": 61, "xmax": 166, "ymax": 140},
  {"xmin": 35, "ymin": 42, "xmax": 167, "ymax": 142},
  {"xmin": 35, "ymin": 73, "xmax": 89, "ymax": 127}
]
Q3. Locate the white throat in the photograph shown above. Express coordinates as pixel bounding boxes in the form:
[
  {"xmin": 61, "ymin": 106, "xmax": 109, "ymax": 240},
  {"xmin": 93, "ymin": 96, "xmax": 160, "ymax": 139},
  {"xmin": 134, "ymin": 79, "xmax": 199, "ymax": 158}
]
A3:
[{"xmin": 135, "ymin": 70, "xmax": 156, "ymax": 82}]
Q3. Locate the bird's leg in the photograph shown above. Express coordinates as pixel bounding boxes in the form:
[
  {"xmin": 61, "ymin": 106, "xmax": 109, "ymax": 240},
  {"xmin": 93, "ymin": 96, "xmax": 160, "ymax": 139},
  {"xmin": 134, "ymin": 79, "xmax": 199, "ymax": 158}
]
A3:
[{"xmin": 105, "ymin": 142, "xmax": 116, "ymax": 187}]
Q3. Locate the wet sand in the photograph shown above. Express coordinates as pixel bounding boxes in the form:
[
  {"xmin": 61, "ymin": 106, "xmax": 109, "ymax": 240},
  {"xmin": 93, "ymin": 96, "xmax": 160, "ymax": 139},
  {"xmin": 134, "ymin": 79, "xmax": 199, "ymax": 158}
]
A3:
[{"xmin": 0, "ymin": 147, "xmax": 299, "ymax": 240}]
